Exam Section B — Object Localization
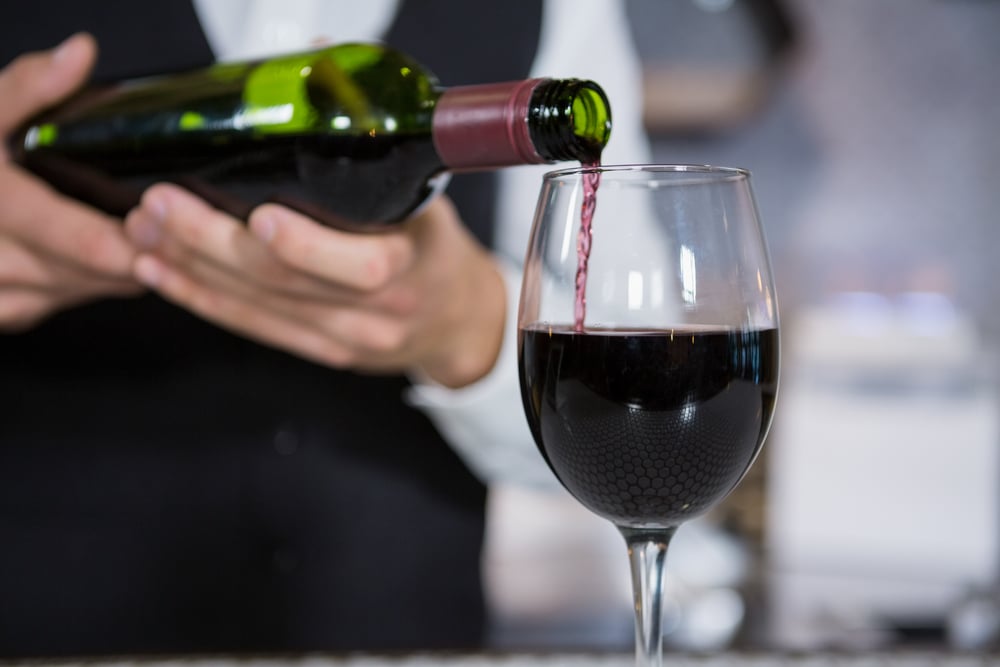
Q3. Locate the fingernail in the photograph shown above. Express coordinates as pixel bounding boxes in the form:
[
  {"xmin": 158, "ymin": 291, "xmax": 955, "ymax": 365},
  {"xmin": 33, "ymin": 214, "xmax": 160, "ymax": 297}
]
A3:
[
  {"xmin": 128, "ymin": 193, "xmax": 167, "ymax": 249},
  {"xmin": 128, "ymin": 210, "xmax": 163, "ymax": 249},
  {"xmin": 134, "ymin": 255, "xmax": 162, "ymax": 287},
  {"xmin": 250, "ymin": 213, "xmax": 276, "ymax": 243},
  {"xmin": 143, "ymin": 192, "xmax": 168, "ymax": 222},
  {"xmin": 53, "ymin": 33, "xmax": 84, "ymax": 63}
]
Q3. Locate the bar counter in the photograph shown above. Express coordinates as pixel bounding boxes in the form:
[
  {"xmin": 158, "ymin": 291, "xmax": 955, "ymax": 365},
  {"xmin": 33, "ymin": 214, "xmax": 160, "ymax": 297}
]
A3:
[{"xmin": 3, "ymin": 650, "xmax": 998, "ymax": 667}]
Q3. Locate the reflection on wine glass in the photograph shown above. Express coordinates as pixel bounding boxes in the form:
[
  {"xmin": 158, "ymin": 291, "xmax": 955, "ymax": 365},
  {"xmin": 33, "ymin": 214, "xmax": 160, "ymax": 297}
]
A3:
[{"xmin": 517, "ymin": 164, "xmax": 779, "ymax": 666}]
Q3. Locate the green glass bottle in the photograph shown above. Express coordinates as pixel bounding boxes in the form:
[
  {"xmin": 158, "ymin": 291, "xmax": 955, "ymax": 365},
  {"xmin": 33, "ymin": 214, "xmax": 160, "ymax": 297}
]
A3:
[{"xmin": 11, "ymin": 42, "xmax": 612, "ymax": 230}]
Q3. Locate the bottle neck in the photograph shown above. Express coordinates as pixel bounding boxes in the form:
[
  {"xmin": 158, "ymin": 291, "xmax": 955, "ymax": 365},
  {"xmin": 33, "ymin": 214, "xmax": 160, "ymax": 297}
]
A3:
[
  {"xmin": 432, "ymin": 77, "xmax": 610, "ymax": 170},
  {"xmin": 526, "ymin": 78, "xmax": 611, "ymax": 165}
]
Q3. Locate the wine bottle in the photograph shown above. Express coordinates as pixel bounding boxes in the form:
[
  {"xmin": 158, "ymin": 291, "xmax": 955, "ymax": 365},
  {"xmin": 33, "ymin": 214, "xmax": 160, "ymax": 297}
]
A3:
[{"xmin": 10, "ymin": 42, "xmax": 612, "ymax": 230}]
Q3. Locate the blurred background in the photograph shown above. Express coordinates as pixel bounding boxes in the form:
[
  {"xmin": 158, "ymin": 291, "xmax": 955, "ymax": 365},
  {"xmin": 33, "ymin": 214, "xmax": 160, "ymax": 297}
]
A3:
[{"xmin": 483, "ymin": 0, "xmax": 1000, "ymax": 656}]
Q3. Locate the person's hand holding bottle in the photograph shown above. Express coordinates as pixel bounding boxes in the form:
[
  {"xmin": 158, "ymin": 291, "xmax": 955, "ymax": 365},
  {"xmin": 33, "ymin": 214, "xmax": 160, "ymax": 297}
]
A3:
[
  {"xmin": 124, "ymin": 180, "xmax": 507, "ymax": 389},
  {"xmin": 1, "ymin": 34, "xmax": 508, "ymax": 388},
  {"xmin": 0, "ymin": 33, "xmax": 142, "ymax": 331}
]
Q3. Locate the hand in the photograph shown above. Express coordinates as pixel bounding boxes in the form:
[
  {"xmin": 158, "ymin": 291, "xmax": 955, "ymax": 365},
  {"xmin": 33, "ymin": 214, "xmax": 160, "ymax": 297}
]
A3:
[
  {"xmin": 0, "ymin": 33, "xmax": 142, "ymax": 332},
  {"xmin": 124, "ymin": 185, "xmax": 507, "ymax": 389}
]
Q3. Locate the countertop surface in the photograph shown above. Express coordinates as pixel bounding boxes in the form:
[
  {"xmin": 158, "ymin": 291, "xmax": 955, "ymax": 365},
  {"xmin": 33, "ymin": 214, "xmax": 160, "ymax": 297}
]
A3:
[{"xmin": 3, "ymin": 651, "xmax": 998, "ymax": 667}]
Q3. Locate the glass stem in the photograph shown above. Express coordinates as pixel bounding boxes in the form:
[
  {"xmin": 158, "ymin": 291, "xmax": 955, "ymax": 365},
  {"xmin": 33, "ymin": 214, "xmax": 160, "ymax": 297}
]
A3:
[{"xmin": 620, "ymin": 526, "xmax": 677, "ymax": 667}]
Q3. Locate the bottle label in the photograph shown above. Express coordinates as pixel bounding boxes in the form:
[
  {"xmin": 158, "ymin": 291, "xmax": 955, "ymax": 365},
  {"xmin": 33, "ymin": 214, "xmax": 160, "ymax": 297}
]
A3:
[{"xmin": 433, "ymin": 78, "xmax": 546, "ymax": 170}]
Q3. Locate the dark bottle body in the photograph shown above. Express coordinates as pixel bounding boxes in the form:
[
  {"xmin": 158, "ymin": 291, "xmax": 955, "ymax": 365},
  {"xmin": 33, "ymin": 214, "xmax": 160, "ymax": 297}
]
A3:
[{"xmin": 11, "ymin": 43, "xmax": 612, "ymax": 231}]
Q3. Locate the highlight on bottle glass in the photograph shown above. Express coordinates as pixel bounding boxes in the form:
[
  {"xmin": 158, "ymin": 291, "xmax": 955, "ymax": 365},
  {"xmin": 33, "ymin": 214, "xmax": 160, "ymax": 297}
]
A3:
[{"xmin": 516, "ymin": 164, "xmax": 779, "ymax": 667}]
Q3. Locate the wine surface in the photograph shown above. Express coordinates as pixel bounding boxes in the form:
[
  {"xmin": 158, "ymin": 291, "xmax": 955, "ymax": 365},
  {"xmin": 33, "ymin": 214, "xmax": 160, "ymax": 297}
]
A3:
[{"xmin": 518, "ymin": 325, "xmax": 778, "ymax": 527}]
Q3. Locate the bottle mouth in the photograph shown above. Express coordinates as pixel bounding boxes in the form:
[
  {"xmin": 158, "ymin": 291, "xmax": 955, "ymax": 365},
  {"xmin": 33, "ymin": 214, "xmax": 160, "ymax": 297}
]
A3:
[{"xmin": 530, "ymin": 79, "xmax": 612, "ymax": 164}]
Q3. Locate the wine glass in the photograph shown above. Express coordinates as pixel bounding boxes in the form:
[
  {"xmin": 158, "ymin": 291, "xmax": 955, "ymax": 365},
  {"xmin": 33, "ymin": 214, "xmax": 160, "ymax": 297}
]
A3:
[{"xmin": 517, "ymin": 164, "xmax": 779, "ymax": 666}]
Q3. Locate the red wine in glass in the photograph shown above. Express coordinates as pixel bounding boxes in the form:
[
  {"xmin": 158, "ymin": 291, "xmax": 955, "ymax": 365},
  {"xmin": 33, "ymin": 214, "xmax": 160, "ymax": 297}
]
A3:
[{"xmin": 518, "ymin": 325, "xmax": 778, "ymax": 527}]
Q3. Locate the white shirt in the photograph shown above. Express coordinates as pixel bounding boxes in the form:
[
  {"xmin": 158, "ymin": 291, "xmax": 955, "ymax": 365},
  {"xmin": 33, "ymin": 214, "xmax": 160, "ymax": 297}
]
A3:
[{"xmin": 192, "ymin": 0, "xmax": 652, "ymax": 490}]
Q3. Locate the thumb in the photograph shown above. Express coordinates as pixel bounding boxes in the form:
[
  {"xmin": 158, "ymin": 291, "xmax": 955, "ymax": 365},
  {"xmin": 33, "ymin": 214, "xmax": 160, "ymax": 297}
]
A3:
[{"xmin": 0, "ymin": 32, "xmax": 97, "ymax": 137}]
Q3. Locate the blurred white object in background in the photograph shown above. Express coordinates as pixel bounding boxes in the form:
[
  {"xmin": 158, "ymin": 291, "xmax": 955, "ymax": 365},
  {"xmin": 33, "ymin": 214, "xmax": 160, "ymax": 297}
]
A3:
[
  {"xmin": 766, "ymin": 290, "xmax": 1000, "ymax": 650},
  {"xmin": 483, "ymin": 484, "xmax": 752, "ymax": 651},
  {"xmin": 482, "ymin": 485, "xmax": 633, "ymax": 649}
]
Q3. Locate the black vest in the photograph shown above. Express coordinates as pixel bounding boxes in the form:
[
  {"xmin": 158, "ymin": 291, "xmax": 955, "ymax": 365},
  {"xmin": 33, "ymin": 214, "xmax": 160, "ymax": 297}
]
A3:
[{"xmin": 0, "ymin": 1, "xmax": 540, "ymax": 657}]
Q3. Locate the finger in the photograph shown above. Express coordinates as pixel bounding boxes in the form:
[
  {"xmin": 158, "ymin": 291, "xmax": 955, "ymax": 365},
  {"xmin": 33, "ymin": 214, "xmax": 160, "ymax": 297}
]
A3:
[
  {"xmin": 0, "ymin": 235, "xmax": 67, "ymax": 288},
  {"xmin": 0, "ymin": 235, "xmax": 93, "ymax": 289},
  {"xmin": 249, "ymin": 203, "xmax": 416, "ymax": 291},
  {"xmin": 132, "ymin": 253, "xmax": 360, "ymax": 369},
  {"xmin": 0, "ymin": 288, "xmax": 56, "ymax": 332},
  {"xmin": 128, "ymin": 220, "xmax": 425, "ymax": 359},
  {"xmin": 0, "ymin": 32, "xmax": 96, "ymax": 137},
  {"xmin": 127, "ymin": 185, "xmax": 351, "ymax": 299},
  {"xmin": 134, "ymin": 249, "xmax": 418, "ymax": 370},
  {"xmin": 0, "ymin": 166, "xmax": 135, "ymax": 278},
  {"xmin": 0, "ymin": 280, "xmax": 140, "ymax": 333},
  {"xmin": 0, "ymin": 237, "xmax": 143, "ymax": 308}
]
